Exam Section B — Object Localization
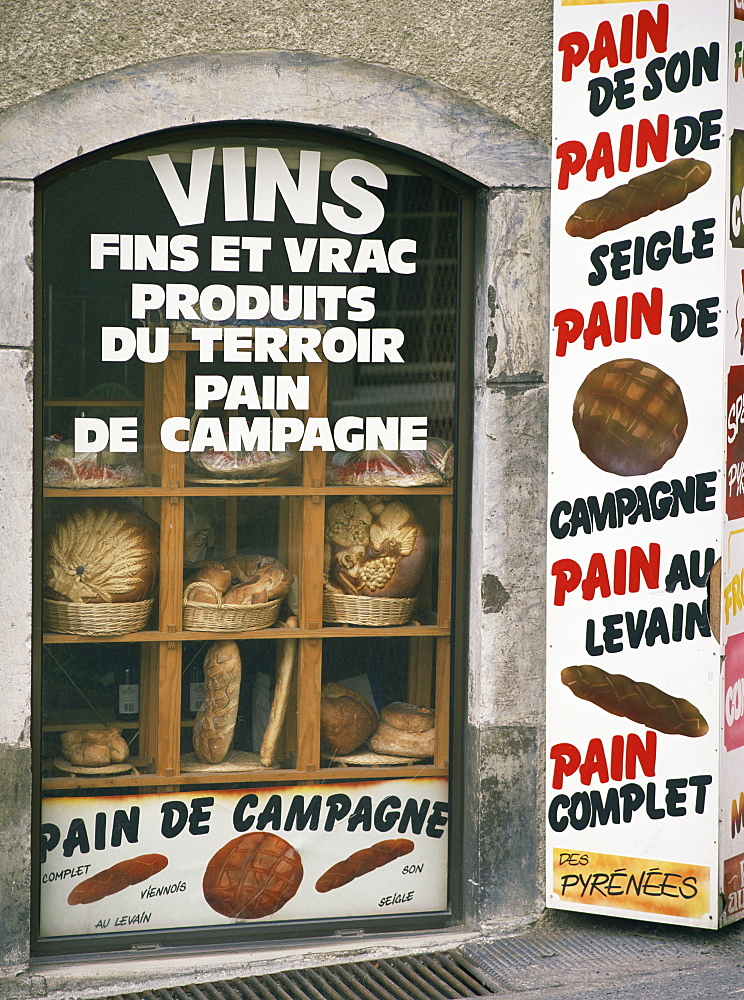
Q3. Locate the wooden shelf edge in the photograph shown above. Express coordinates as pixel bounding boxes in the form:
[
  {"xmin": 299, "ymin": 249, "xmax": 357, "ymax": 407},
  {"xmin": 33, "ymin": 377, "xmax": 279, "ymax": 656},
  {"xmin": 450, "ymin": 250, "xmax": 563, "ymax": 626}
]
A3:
[
  {"xmin": 41, "ymin": 763, "xmax": 449, "ymax": 791},
  {"xmin": 43, "ymin": 625, "xmax": 450, "ymax": 643},
  {"xmin": 44, "ymin": 485, "xmax": 454, "ymax": 498}
]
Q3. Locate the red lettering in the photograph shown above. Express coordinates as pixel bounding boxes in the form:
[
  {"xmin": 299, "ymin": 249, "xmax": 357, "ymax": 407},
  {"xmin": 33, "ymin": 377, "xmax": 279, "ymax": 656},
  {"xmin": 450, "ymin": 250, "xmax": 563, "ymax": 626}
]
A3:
[
  {"xmin": 550, "ymin": 743, "xmax": 581, "ymax": 790},
  {"xmin": 579, "ymin": 738, "xmax": 609, "ymax": 785},
  {"xmin": 558, "ymin": 31, "xmax": 590, "ymax": 82},
  {"xmin": 552, "ymin": 734, "xmax": 657, "ymax": 790},
  {"xmin": 553, "ymin": 290, "xmax": 663, "ymax": 357},
  {"xmin": 556, "ymin": 140, "xmax": 587, "ymax": 191},
  {"xmin": 636, "ymin": 114, "xmax": 669, "ymax": 168},
  {"xmin": 624, "ymin": 731, "xmax": 657, "ymax": 779},
  {"xmin": 636, "ymin": 4, "xmax": 669, "ymax": 59},
  {"xmin": 628, "ymin": 543, "xmax": 660, "ymax": 593},
  {"xmin": 589, "ymin": 21, "xmax": 619, "ymax": 74},
  {"xmin": 552, "ymin": 558, "xmax": 583, "ymax": 606},
  {"xmin": 586, "ymin": 131, "xmax": 615, "ymax": 183},
  {"xmin": 556, "ymin": 6, "xmax": 667, "ymax": 83},
  {"xmin": 582, "ymin": 552, "xmax": 612, "ymax": 601},
  {"xmin": 584, "ymin": 301, "xmax": 613, "ymax": 351},
  {"xmin": 553, "ymin": 307, "xmax": 584, "ymax": 357},
  {"xmin": 629, "ymin": 288, "xmax": 663, "ymax": 340}
]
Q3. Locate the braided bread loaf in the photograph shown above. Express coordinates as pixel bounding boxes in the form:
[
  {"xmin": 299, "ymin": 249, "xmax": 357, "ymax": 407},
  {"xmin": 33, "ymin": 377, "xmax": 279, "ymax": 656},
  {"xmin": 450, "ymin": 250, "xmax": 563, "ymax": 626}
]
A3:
[
  {"xmin": 68, "ymin": 854, "xmax": 168, "ymax": 904},
  {"xmin": 561, "ymin": 664, "xmax": 708, "ymax": 737},
  {"xmin": 565, "ymin": 158, "xmax": 711, "ymax": 240},
  {"xmin": 315, "ymin": 838, "xmax": 414, "ymax": 892}
]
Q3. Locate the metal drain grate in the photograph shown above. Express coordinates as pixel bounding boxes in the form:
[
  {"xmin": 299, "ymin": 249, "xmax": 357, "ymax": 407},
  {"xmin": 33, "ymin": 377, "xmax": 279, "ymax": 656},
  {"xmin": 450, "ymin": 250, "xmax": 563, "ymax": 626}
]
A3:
[{"xmin": 105, "ymin": 951, "xmax": 503, "ymax": 1000}]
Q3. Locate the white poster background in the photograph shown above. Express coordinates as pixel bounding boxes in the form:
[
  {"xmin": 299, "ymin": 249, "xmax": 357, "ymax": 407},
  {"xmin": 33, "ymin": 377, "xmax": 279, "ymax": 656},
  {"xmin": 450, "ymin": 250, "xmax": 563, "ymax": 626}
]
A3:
[
  {"xmin": 39, "ymin": 777, "xmax": 448, "ymax": 939},
  {"xmin": 548, "ymin": 0, "xmax": 729, "ymax": 926}
]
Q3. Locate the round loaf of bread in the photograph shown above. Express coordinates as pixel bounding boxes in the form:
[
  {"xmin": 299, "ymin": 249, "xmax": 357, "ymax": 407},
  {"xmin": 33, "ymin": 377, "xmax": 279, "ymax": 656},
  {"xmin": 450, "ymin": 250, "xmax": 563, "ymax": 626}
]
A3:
[
  {"xmin": 325, "ymin": 497, "xmax": 427, "ymax": 598},
  {"xmin": 60, "ymin": 726, "xmax": 129, "ymax": 766},
  {"xmin": 368, "ymin": 719, "xmax": 435, "ymax": 757},
  {"xmin": 222, "ymin": 555, "xmax": 293, "ymax": 604},
  {"xmin": 572, "ymin": 358, "xmax": 687, "ymax": 477},
  {"xmin": 185, "ymin": 582, "xmax": 220, "ymax": 605},
  {"xmin": 320, "ymin": 683, "xmax": 377, "ymax": 755},
  {"xmin": 203, "ymin": 832, "xmax": 303, "ymax": 919},
  {"xmin": 192, "ymin": 563, "xmax": 232, "ymax": 593},
  {"xmin": 45, "ymin": 503, "xmax": 159, "ymax": 603},
  {"xmin": 380, "ymin": 702, "xmax": 435, "ymax": 733}
]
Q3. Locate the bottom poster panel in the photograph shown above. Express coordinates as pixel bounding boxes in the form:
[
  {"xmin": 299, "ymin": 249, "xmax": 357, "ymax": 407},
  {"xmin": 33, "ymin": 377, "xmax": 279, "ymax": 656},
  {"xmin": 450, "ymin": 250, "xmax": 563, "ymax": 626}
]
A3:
[{"xmin": 39, "ymin": 777, "xmax": 448, "ymax": 939}]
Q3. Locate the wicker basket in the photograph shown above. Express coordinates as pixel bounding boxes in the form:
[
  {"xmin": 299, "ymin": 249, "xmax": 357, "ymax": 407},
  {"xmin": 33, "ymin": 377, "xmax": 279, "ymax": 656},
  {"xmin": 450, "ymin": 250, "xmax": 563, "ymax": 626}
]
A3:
[
  {"xmin": 322, "ymin": 592, "xmax": 416, "ymax": 626},
  {"xmin": 44, "ymin": 598, "xmax": 154, "ymax": 635},
  {"xmin": 182, "ymin": 582, "xmax": 283, "ymax": 631}
]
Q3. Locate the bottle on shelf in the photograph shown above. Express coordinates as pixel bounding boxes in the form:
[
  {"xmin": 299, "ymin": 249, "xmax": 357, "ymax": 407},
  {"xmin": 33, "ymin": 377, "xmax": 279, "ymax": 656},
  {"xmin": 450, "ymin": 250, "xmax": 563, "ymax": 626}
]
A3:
[{"xmin": 116, "ymin": 663, "xmax": 139, "ymax": 720}]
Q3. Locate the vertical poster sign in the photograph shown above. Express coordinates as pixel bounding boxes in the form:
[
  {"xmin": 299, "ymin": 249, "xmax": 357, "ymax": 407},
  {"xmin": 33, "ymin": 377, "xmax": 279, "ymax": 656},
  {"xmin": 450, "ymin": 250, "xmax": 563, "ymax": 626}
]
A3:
[
  {"xmin": 547, "ymin": 0, "xmax": 730, "ymax": 926},
  {"xmin": 720, "ymin": 0, "xmax": 744, "ymax": 926}
]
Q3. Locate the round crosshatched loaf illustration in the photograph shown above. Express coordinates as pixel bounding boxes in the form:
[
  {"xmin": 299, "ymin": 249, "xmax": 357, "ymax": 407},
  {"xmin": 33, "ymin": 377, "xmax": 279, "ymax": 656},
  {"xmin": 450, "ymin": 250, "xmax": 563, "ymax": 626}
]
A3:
[
  {"xmin": 202, "ymin": 832, "xmax": 303, "ymax": 919},
  {"xmin": 572, "ymin": 358, "xmax": 688, "ymax": 476}
]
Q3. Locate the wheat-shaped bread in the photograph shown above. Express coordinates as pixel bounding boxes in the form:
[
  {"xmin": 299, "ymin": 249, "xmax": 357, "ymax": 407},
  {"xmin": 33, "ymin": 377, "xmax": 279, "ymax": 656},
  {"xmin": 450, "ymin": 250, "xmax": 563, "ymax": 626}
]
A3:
[
  {"xmin": 45, "ymin": 504, "xmax": 159, "ymax": 603},
  {"xmin": 565, "ymin": 158, "xmax": 711, "ymax": 240},
  {"xmin": 561, "ymin": 664, "xmax": 708, "ymax": 737}
]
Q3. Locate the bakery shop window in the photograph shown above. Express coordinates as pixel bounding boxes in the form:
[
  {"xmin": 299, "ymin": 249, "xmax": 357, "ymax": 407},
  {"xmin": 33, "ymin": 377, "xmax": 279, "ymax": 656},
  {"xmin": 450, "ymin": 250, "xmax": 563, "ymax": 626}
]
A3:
[{"xmin": 35, "ymin": 129, "xmax": 472, "ymax": 951}]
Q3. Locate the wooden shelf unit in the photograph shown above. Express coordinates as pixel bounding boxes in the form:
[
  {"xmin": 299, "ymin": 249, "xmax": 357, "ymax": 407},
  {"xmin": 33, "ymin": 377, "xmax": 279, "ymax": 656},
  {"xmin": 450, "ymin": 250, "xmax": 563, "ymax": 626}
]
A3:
[{"xmin": 41, "ymin": 337, "xmax": 454, "ymax": 792}]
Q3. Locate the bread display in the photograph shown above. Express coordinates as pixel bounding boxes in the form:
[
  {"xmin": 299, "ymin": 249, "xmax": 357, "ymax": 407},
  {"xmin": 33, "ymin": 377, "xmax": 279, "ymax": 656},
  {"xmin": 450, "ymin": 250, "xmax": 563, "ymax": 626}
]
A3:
[
  {"xmin": 320, "ymin": 683, "xmax": 378, "ymax": 755},
  {"xmin": 324, "ymin": 497, "xmax": 427, "ymax": 598},
  {"xmin": 193, "ymin": 641, "xmax": 242, "ymax": 763},
  {"xmin": 185, "ymin": 555, "xmax": 293, "ymax": 606},
  {"xmin": 68, "ymin": 854, "xmax": 168, "ymax": 904},
  {"xmin": 572, "ymin": 358, "xmax": 687, "ymax": 477},
  {"xmin": 367, "ymin": 701, "xmax": 436, "ymax": 756},
  {"xmin": 45, "ymin": 503, "xmax": 159, "ymax": 604},
  {"xmin": 315, "ymin": 839, "xmax": 414, "ymax": 892},
  {"xmin": 561, "ymin": 664, "xmax": 709, "ymax": 737},
  {"xmin": 203, "ymin": 832, "xmax": 303, "ymax": 918},
  {"xmin": 327, "ymin": 440, "xmax": 454, "ymax": 487},
  {"xmin": 60, "ymin": 726, "xmax": 129, "ymax": 767},
  {"xmin": 565, "ymin": 158, "xmax": 711, "ymax": 239}
]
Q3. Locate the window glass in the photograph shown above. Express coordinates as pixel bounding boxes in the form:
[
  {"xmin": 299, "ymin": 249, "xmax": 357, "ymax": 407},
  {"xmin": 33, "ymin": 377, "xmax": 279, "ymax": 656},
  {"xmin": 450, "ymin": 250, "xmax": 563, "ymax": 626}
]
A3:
[{"xmin": 37, "ymin": 132, "xmax": 465, "ymax": 947}]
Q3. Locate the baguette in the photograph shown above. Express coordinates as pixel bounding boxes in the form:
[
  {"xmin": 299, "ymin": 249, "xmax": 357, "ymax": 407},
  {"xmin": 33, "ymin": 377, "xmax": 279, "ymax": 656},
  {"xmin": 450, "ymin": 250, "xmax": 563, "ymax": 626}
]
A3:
[
  {"xmin": 68, "ymin": 854, "xmax": 168, "ymax": 904},
  {"xmin": 193, "ymin": 640, "xmax": 242, "ymax": 763},
  {"xmin": 561, "ymin": 664, "xmax": 708, "ymax": 737},
  {"xmin": 315, "ymin": 839, "xmax": 414, "ymax": 892},
  {"xmin": 565, "ymin": 158, "xmax": 711, "ymax": 240}
]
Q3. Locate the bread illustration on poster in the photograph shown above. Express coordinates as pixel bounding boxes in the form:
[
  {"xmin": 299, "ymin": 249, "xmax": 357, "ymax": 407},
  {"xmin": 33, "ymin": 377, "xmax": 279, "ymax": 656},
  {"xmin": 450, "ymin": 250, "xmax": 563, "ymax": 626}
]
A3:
[
  {"xmin": 315, "ymin": 839, "xmax": 414, "ymax": 892},
  {"xmin": 202, "ymin": 832, "xmax": 303, "ymax": 919},
  {"xmin": 572, "ymin": 358, "xmax": 687, "ymax": 476},
  {"xmin": 67, "ymin": 854, "xmax": 168, "ymax": 904},
  {"xmin": 565, "ymin": 158, "xmax": 711, "ymax": 240},
  {"xmin": 561, "ymin": 664, "xmax": 708, "ymax": 737}
]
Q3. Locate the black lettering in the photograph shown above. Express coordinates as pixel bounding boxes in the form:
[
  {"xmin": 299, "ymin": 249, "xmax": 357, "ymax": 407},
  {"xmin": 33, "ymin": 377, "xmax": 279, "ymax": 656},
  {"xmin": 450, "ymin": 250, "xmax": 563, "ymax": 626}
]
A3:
[
  {"xmin": 62, "ymin": 818, "xmax": 90, "ymax": 858},
  {"xmin": 670, "ymin": 302, "xmax": 697, "ymax": 342},
  {"xmin": 39, "ymin": 824, "xmax": 60, "ymax": 864},
  {"xmin": 374, "ymin": 796, "xmax": 401, "ymax": 832},
  {"xmin": 324, "ymin": 793, "xmax": 352, "ymax": 831},
  {"xmin": 588, "ymin": 245, "xmax": 609, "ymax": 287},
  {"xmin": 688, "ymin": 774, "xmax": 712, "ymax": 814},
  {"xmin": 284, "ymin": 794, "xmax": 321, "ymax": 831},
  {"xmin": 232, "ymin": 793, "xmax": 258, "ymax": 832},
  {"xmin": 188, "ymin": 797, "xmax": 213, "ymax": 836},
  {"xmin": 399, "ymin": 798, "xmax": 430, "ymax": 835},
  {"xmin": 161, "ymin": 801, "xmax": 188, "ymax": 839},
  {"xmin": 665, "ymin": 778, "xmax": 688, "ymax": 817},
  {"xmin": 589, "ymin": 788, "xmax": 620, "ymax": 826},
  {"xmin": 425, "ymin": 800, "xmax": 449, "ymax": 839},
  {"xmin": 691, "ymin": 218, "xmax": 715, "ymax": 258},
  {"xmin": 257, "ymin": 794, "xmax": 283, "ymax": 831},
  {"xmin": 111, "ymin": 807, "xmax": 139, "ymax": 847}
]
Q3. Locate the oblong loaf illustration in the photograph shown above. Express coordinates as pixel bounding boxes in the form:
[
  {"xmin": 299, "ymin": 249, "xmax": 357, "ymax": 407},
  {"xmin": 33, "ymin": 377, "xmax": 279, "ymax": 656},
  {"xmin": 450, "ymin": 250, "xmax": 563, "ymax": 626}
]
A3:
[
  {"xmin": 561, "ymin": 664, "xmax": 708, "ymax": 737},
  {"xmin": 565, "ymin": 158, "xmax": 711, "ymax": 240},
  {"xmin": 67, "ymin": 854, "xmax": 168, "ymax": 904},
  {"xmin": 315, "ymin": 838, "xmax": 414, "ymax": 892}
]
